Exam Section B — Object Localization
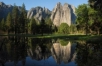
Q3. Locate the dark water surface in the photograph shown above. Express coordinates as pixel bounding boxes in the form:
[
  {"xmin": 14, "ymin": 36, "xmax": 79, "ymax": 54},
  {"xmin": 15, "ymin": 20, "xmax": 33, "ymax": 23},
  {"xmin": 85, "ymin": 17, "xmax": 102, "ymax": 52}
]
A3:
[{"xmin": 0, "ymin": 36, "xmax": 102, "ymax": 66}]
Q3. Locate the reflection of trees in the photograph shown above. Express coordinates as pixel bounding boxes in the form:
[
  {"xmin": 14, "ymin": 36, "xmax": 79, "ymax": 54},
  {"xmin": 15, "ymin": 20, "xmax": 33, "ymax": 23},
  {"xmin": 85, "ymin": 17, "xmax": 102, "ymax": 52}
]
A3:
[
  {"xmin": 76, "ymin": 41, "xmax": 102, "ymax": 66},
  {"xmin": 0, "ymin": 37, "xmax": 53, "ymax": 65},
  {"xmin": 0, "ymin": 37, "xmax": 78, "ymax": 65},
  {"xmin": 0, "ymin": 37, "xmax": 9, "ymax": 66},
  {"xmin": 0, "ymin": 36, "xmax": 28, "ymax": 66},
  {"xmin": 11, "ymin": 36, "xmax": 27, "ymax": 66}
]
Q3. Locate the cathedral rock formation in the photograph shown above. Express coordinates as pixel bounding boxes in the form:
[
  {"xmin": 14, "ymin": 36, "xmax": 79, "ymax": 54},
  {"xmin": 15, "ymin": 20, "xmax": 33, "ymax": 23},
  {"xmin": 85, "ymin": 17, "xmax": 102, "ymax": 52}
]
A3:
[
  {"xmin": 51, "ymin": 2, "xmax": 76, "ymax": 26},
  {"xmin": 0, "ymin": 2, "xmax": 76, "ymax": 26}
]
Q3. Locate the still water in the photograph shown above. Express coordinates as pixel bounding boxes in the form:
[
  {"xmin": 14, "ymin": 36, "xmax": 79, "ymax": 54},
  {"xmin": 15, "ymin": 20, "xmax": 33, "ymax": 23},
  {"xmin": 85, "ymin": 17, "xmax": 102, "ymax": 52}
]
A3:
[{"xmin": 0, "ymin": 36, "xmax": 102, "ymax": 66}]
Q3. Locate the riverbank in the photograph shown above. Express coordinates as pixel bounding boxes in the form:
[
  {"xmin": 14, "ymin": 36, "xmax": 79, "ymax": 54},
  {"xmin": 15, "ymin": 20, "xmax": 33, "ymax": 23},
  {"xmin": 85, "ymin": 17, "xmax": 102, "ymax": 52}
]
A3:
[{"xmin": 0, "ymin": 34, "xmax": 102, "ymax": 41}]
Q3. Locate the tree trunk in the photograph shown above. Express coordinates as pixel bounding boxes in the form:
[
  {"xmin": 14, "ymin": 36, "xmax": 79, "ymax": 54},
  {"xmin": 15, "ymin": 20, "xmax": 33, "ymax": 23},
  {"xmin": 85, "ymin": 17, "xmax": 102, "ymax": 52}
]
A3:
[{"xmin": 97, "ymin": 29, "xmax": 100, "ymax": 35}]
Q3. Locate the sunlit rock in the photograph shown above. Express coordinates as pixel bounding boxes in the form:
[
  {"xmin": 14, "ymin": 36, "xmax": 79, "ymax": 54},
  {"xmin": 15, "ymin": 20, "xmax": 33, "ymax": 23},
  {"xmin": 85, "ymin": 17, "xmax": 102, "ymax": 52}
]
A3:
[
  {"xmin": 27, "ymin": 6, "xmax": 51, "ymax": 21},
  {"xmin": 51, "ymin": 2, "xmax": 76, "ymax": 26}
]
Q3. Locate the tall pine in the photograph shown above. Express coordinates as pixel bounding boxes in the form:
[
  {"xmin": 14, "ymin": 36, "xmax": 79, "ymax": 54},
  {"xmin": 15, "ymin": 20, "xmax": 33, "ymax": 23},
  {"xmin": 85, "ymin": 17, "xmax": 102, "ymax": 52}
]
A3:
[
  {"xmin": 0, "ymin": 18, "xmax": 5, "ymax": 31},
  {"xmin": 20, "ymin": 3, "xmax": 27, "ymax": 33},
  {"xmin": 40, "ymin": 18, "xmax": 46, "ymax": 36},
  {"xmin": 6, "ymin": 13, "xmax": 12, "ymax": 34},
  {"xmin": 12, "ymin": 4, "xmax": 19, "ymax": 34},
  {"xmin": 30, "ymin": 18, "xmax": 37, "ymax": 34}
]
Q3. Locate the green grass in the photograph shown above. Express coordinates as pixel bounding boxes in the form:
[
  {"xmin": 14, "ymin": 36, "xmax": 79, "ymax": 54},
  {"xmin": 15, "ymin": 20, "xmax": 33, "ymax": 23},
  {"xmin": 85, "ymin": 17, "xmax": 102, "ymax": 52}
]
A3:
[{"xmin": 0, "ymin": 34, "xmax": 102, "ymax": 41}]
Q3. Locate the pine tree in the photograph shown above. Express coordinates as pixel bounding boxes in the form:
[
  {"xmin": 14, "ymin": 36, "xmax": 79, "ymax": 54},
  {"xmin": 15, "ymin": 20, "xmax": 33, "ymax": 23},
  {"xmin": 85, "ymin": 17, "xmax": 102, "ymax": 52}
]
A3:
[
  {"xmin": 40, "ymin": 18, "xmax": 45, "ymax": 36},
  {"xmin": 0, "ymin": 18, "xmax": 5, "ymax": 31},
  {"xmin": 45, "ymin": 17, "xmax": 53, "ymax": 34},
  {"xmin": 12, "ymin": 4, "xmax": 19, "ymax": 34},
  {"xmin": 30, "ymin": 18, "xmax": 37, "ymax": 34},
  {"xmin": 6, "ymin": 13, "xmax": 12, "ymax": 33},
  {"xmin": 20, "ymin": 3, "xmax": 27, "ymax": 33}
]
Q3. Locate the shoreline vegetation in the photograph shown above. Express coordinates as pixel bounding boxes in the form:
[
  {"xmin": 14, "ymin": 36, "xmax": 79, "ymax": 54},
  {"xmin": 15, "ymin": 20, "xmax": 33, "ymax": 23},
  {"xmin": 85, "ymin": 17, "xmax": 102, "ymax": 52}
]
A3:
[
  {"xmin": 1, "ymin": 2, "xmax": 102, "ymax": 39},
  {"xmin": 0, "ymin": 34, "xmax": 102, "ymax": 41}
]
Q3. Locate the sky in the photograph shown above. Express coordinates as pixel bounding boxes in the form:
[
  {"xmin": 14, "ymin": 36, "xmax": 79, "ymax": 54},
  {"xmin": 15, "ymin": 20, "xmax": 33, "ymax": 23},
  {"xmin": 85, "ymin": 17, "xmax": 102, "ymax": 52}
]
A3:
[{"xmin": 0, "ymin": 0, "xmax": 88, "ymax": 10}]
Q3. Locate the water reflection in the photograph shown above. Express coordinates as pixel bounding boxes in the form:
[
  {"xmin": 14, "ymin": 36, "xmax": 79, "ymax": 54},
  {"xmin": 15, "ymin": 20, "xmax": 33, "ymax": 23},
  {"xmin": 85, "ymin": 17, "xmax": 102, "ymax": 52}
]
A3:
[
  {"xmin": 76, "ymin": 41, "xmax": 102, "ymax": 66},
  {"xmin": 51, "ymin": 41, "xmax": 76, "ymax": 64},
  {"xmin": 0, "ymin": 36, "xmax": 27, "ymax": 66},
  {"xmin": 0, "ymin": 36, "xmax": 79, "ymax": 66},
  {"xmin": 27, "ymin": 38, "xmax": 51, "ymax": 61},
  {"xmin": 0, "ymin": 36, "xmax": 101, "ymax": 66}
]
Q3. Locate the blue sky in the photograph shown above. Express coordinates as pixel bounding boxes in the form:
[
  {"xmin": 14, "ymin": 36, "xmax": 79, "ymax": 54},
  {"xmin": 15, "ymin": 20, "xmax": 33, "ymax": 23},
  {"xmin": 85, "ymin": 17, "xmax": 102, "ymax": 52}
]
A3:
[{"xmin": 0, "ymin": 0, "xmax": 88, "ymax": 10}]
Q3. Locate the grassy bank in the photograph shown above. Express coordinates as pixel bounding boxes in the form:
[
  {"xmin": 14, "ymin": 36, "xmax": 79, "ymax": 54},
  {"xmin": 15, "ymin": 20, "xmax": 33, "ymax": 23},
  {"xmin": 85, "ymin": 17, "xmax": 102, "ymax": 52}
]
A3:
[{"xmin": 0, "ymin": 34, "xmax": 102, "ymax": 41}]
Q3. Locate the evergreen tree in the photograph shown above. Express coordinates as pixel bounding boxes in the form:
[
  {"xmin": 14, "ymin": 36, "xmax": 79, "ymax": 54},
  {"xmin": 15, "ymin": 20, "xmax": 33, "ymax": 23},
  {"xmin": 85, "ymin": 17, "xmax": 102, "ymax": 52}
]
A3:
[
  {"xmin": 20, "ymin": 3, "xmax": 27, "ymax": 33},
  {"xmin": 12, "ymin": 4, "xmax": 19, "ymax": 34},
  {"xmin": 30, "ymin": 18, "xmax": 37, "ymax": 34},
  {"xmin": 40, "ymin": 18, "xmax": 46, "ymax": 36},
  {"xmin": 0, "ymin": 18, "xmax": 5, "ymax": 31},
  {"xmin": 6, "ymin": 13, "xmax": 12, "ymax": 34},
  {"xmin": 45, "ymin": 18, "xmax": 53, "ymax": 34}
]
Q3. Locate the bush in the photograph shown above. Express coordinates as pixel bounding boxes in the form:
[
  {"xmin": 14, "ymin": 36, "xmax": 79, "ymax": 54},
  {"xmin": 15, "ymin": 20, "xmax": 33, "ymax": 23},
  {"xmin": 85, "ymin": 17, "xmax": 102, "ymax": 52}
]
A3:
[{"xmin": 58, "ymin": 23, "xmax": 70, "ymax": 34}]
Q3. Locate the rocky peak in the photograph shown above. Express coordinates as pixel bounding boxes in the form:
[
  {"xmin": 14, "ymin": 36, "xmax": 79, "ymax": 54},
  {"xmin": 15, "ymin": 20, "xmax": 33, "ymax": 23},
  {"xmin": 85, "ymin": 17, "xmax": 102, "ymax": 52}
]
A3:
[
  {"xmin": 0, "ymin": 2, "xmax": 12, "ymax": 20},
  {"xmin": 63, "ymin": 3, "xmax": 69, "ymax": 7},
  {"xmin": 7, "ymin": 4, "xmax": 12, "ymax": 8},
  {"xmin": 56, "ymin": 2, "xmax": 62, "ymax": 8},
  {"xmin": 51, "ymin": 2, "xmax": 76, "ymax": 27},
  {"xmin": 27, "ymin": 6, "xmax": 51, "ymax": 21},
  {"xmin": 0, "ymin": 2, "xmax": 6, "ymax": 8},
  {"xmin": 0, "ymin": 2, "xmax": 5, "ymax": 6},
  {"xmin": 0, "ymin": 2, "xmax": 13, "ymax": 8}
]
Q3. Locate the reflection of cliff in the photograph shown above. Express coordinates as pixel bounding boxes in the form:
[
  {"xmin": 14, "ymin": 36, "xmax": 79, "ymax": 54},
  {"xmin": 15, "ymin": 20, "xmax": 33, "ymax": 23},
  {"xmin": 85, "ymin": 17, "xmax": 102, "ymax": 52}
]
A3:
[
  {"xmin": 27, "ymin": 45, "xmax": 51, "ymax": 60},
  {"xmin": 51, "ymin": 41, "xmax": 76, "ymax": 64},
  {"xmin": 27, "ymin": 38, "xmax": 52, "ymax": 60}
]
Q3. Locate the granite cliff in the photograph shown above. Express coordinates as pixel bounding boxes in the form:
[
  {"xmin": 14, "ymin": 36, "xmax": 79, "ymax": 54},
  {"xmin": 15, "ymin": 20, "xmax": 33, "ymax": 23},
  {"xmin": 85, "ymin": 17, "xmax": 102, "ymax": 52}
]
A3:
[
  {"xmin": 27, "ymin": 6, "xmax": 51, "ymax": 21},
  {"xmin": 51, "ymin": 2, "xmax": 76, "ymax": 26},
  {"xmin": 0, "ymin": 2, "xmax": 22, "ymax": 20},
  {"xmin": 0, "ymin": 2, "xmax": 13, "ymax": 20},
  {"xmin": 0, "ymin": 2, "xmax": 76, "ymax": 25}
]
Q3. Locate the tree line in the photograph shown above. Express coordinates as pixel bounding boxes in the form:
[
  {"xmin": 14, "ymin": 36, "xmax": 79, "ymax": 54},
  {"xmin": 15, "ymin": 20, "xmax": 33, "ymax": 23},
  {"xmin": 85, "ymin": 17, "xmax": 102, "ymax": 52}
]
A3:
[
  {"xmin": 0, "ymin": 3, "xmax": 27, "ymax": 34},
  {"xmin": 76, "ymin": 0, "xmax": 102, "ymax": 35},
  {"xmin": 0, "ymin": 3, "xmax": 57, "ymax": 35},
  {"xmin": 1, "ymin": 0, "xmax": 101, "ymax": 35},
  {"xmin": 0, "ymin": 3, "xmax": 77, "ymax": 35}
]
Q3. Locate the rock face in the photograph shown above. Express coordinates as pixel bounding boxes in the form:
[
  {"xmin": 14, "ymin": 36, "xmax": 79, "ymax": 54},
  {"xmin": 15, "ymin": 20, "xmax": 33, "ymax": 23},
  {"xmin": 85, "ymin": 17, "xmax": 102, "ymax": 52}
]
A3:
[
  {"xmin": 27, "ymin": 6, "xmax": 51, "ymax": 21},
  {"xmin": 0, "ymin": 2, "xmax": 13, "ymax": 20},
  {"xmin": 51, "ymin": 2, "xmax": 76, "ymax": 26},
  {"xmin": 0, "ymin": 2, "xmax": 51, "ymax": 21},
  {"xmin": 0, "ymin": 2, "xmax": 76, "ymax": 25},
  {"xmin": 51, "ymin": 41, "xmax": 76, "ymax": 64},
  {"xmin": 0, "ymin": 2, "xmax": 22, "ymax": 20}
]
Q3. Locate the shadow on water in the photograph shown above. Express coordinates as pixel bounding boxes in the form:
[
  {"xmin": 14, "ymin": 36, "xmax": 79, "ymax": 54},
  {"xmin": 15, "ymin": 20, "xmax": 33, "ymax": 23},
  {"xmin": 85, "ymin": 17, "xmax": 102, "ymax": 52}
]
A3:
[
  {"xmin": 0, "ymin": 36, "xmax": 27, "ymax": 66},
  {"xmin": 0, "ymin": 36, "xmax": 102, "ymax": 66},
  {"xmin": 76, "ymin": 40, "xmax": 102, "ymax": 66}
]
